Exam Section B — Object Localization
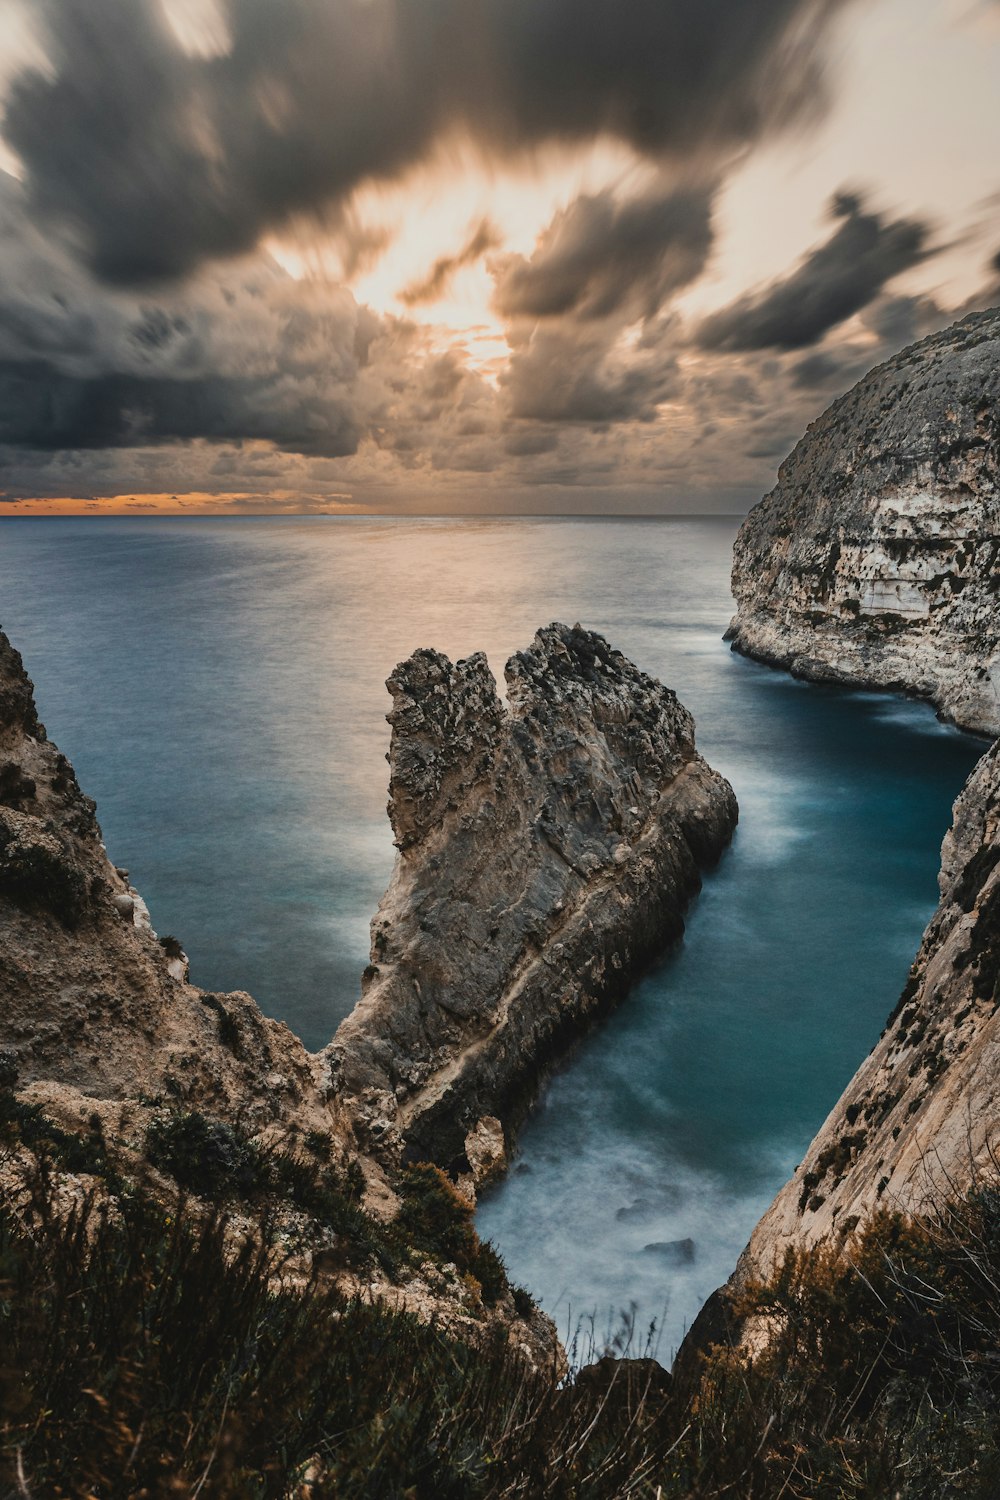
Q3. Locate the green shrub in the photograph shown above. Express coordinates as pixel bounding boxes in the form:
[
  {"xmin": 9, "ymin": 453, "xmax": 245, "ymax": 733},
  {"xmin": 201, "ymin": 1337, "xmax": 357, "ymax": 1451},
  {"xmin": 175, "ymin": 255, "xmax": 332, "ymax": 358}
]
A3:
[
  {"xmin": 0, "ymin": 1086, "xmax": 117, "ymax": 1184},
  {"xmin": 396, "ymin": 1163, "xmax": 480, "ymax": 1265},
  {"xmin": 0, "ymin": 817, "xmax": 86, "ymax": 926},
  {"xmin": 146, "ymin": 1110, "xmax": 262, "ymax": 1198},
  {"xmin": 394, "ymin": 1163, "xmax": 512, "ymax": 1309},
  {"xmin": 199, "ymin": 992, "xmax": 242, "ymax": 1053},
  {"xmin": 512, "ymin": 1285, "xmax": 536, "ymax": 1320},
  {"xmin": 305, "ymin": 1128, "xmax": 332, "ymax": 1157}
]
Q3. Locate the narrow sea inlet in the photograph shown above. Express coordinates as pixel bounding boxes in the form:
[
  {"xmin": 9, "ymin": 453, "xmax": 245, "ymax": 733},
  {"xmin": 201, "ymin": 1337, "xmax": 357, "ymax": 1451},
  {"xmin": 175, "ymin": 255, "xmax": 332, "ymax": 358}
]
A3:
[{"xmin": 0, "ymin": 515, "xmax": 984, "ymax": 1355}]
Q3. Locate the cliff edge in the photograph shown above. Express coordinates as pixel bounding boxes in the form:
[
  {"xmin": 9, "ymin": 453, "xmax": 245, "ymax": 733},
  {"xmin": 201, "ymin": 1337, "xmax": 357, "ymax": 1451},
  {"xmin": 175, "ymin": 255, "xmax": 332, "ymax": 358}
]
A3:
[
  {"xmin": 0, "ymin": 630, "xmax": 325, "ymax": 1136},
  {"xmin": 731, "ymin": 737, "xmax": 999, "ymax": 1293},
  {"xmin": 727, "ymin": 308, "xmax": 1000, "ymax": 736}
]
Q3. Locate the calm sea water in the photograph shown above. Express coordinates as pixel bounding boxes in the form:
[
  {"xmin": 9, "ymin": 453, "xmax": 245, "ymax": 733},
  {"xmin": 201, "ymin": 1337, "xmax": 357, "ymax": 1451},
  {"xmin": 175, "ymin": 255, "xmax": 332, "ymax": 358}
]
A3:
[{"xmin": 0, "ymin": 516, "xmax": 984, "ymax": 1355}]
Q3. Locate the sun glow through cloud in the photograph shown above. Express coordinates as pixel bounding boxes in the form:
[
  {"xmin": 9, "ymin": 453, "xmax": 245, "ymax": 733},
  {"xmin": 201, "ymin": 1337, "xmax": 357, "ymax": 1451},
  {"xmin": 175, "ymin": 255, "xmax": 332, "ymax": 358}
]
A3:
[{"xmin": 0, "ymin": 0, "xmax": 996, "ymax": 515}]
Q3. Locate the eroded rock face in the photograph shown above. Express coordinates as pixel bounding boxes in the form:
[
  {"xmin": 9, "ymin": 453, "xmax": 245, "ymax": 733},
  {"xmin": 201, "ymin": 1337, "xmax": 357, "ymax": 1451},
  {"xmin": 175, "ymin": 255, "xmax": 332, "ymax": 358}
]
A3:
[
  {"xmin": 0, "ymin": 619, "xmax": 734, "ymax": 1354},
  {"xmin": 731, "ymin": 738, "xmax": 1000, "ymax": 1291},
  {"xmin": 0, "ymin": 627, "xmax": 324, "ymax": 1135},
  {"xmin": 0, "ymin": 617, "xmax": 736, "ymax": 1191},
  {"xmin": 727, "ymin": 309, "xmax": 1000, "ymax": 735},
  {"xmin": 326, "ymin": 623, "xmax": 738, "ymax": 1176}
]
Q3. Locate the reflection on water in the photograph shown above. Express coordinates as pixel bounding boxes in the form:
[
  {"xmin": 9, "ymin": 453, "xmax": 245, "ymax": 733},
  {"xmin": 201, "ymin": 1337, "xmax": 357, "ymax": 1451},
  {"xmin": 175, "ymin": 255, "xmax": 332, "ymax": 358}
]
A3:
[{"xmin": 0, "ymin": 515, "xmax": 985, "ymax": 1354}]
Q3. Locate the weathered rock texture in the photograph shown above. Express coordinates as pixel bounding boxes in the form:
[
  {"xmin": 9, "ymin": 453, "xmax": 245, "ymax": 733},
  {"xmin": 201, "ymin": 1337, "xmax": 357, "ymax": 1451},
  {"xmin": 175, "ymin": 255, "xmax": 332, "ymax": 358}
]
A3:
[
  {"xmin": 727, "ymin": 308, "xmax": 1000, "ymax": 736},
  {"xmin": 731, "ymin": 737, "xmax": 1000, "ymax": 1293},
  {"xmin": 326, "ymin": 623, "xmax": 738, "ymax": 1178},
  {"xmin": 0, "ymin": 630, "xmax": 327, "ymax": 1138},
  {"xmin": 0, "ymin": 619, "xmax": 735, "ymax": 1198}
]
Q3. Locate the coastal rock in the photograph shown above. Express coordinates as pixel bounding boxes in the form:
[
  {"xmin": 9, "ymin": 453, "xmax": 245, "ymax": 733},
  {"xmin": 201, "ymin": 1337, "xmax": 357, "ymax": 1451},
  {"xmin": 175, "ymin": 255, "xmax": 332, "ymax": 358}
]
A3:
[
  {"xmin": 464, "ymin": 1115, "xmax": 507, "ymax": 1187},
  {"xmin": 642, "ymin": 1237, "xmax": 695, "ymax": 1266},
  {"xmin": 327, "ymin": 623, "xmax": 738, "ymax": 1178},
  {"xmin": 0, "ymin": 626, "xmax": 328, "ymax": 1135},
  {"xmin": 0, "ymin": 618, "xmax": 734, "ymax": 1351},
  {"xmin": 726, "ymin": 308, "xmax": 1000, "ymax": 736},
  {"xmin": 727, "ymin": 737, "xmax": 1000, "ymax": 1296}
]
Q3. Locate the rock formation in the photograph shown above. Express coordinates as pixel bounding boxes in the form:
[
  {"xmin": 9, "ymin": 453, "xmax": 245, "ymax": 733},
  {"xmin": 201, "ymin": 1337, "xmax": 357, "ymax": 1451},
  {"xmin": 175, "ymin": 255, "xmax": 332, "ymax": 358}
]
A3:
[
  {"xmin": 0, "ymin": 617, "xmax": 735, "ymax": 1242},
  {"xmin": 326, "ymin": 623, "xmax": 738, "ymax": 1182},
  {"xmin": 0, "ymin": 630, "xmax": 325, "ymax": 1137},
  {"xmin": 690, "ymin": 314, "xmax": 1000, "ymax": 1352},
  {"xmin": 725, "ymin": 738, "xmax": 997, "ymax": 1292},
  {"xmin": 727, "ymin": 308, "xmax": 1000, "ymax": 736}
]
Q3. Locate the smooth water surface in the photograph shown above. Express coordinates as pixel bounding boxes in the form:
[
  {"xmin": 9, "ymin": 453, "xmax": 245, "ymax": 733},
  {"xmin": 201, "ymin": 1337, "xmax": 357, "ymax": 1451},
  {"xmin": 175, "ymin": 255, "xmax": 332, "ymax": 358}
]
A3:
[{"xmin": 0, "ymin": 517, "xmax": 984, "ymax": 1355}]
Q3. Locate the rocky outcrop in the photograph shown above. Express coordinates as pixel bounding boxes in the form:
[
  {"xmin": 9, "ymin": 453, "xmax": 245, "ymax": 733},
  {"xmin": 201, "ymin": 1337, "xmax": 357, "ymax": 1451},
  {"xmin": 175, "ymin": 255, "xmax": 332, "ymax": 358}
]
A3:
[
  {"xmin": 0, "ymin": 629, "xmax": 325, "ymax": 1137},
  {"xmin": 0, "ymin": 619, "xmax": 735, "ymax": 1201},
  {"xmin": 326, "ymin": 623, "xmax": 738, "ymax": 1181},
  {"xmin": 728, "ymin": 738, "xmax": 1000, "ymax": 1291},
  {"xmin": 727, "ymin": 308, "xmax": 1000, "ymax": 736}
]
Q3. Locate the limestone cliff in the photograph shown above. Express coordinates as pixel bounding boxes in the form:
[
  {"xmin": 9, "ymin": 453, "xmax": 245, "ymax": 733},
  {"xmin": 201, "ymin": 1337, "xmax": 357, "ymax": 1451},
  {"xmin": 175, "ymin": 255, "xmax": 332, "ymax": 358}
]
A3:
[
  {"xmin": 727, "ymin": 308, "xmax": 1000, "ymax": 736},
  {"xmin": 729, "ymin": 738, "xmax": 1000, "ymax": 1291},
  {"xmin": 326, "ymin": 623, "xmax": 738, "ymax": 1179}
]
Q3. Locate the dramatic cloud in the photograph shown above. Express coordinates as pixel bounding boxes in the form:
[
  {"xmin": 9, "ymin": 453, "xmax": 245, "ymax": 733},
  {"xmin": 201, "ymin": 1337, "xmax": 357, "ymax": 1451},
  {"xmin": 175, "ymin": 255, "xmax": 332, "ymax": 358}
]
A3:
[
  {"xmin": 493, "ymin": 182, "xmax": 714, "ymax": 322},
  {"xmin": 500, "ymin": 312, "xmax": 682, "ymax": 425},
  {"xmin": 400, "ymin": 219, "xmax": 501, "ymax": 306},
  {"xmin": 1, "ymin": 0, "xmax": 995, "ymax": 515},
  {"xmin": 696, "ymin": 192, "xmax": 933, "ymax": 352},
  {"xmin": 4, "ymin": 0, "xmax": 848, "ymax": 284},
  {"xmin": 0, "ymin": 170, "xmax": 378, "ymax": 457}
]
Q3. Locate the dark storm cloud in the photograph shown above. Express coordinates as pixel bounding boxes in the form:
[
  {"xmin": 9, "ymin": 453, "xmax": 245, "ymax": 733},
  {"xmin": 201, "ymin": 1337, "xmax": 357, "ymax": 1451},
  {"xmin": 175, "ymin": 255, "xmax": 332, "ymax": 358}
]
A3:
[
  {"xmin": 696, "ymin": 192, "xmax": 933, "ymax": 352},
  {"xmin": 789, "ymin": 349, "xmax": 855, "ymax": 388},
  {"xmin": 400, "ymin": 219, "xmax": 501, "ymax": 306},
  {"xmin": 493, "ymin": 183, "xmax": 714, "ymax": 322},
  {"xmin": 0, "ymin": 171, "xmax": 372, "ymax": 458},
  {"xmin": 5, "ymin": 0, "xmax": 849, "ymax": 284},
  {"xmin": 0, "ymin": 361, "xmax": 360, "ymax": 454},
  {"xmin": 860, "ymin": 291, "xmax": 950, "ymax": 350}
]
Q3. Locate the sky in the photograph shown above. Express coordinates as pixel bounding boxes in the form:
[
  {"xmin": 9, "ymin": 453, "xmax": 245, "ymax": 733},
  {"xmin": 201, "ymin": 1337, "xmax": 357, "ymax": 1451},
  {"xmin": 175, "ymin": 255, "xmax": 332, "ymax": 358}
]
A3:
[{"xmin": 0, "ymin": 0, "xmax": 998, "ymax": 516}]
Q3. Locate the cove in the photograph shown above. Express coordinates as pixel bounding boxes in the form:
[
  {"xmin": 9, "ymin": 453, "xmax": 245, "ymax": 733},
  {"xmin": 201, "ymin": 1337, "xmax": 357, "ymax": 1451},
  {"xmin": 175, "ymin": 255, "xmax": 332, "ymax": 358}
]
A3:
[{"xmin": 0, "ymin": 514, "xmax": 984, "ymax": 1354}]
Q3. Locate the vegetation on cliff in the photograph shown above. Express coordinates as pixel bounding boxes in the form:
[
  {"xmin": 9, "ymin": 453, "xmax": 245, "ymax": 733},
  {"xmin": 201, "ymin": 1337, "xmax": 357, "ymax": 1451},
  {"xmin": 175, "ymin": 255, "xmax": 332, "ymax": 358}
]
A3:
[{"xmin": 6, "ymin": 1129, "xmax": 1000, "ymax": 1497}]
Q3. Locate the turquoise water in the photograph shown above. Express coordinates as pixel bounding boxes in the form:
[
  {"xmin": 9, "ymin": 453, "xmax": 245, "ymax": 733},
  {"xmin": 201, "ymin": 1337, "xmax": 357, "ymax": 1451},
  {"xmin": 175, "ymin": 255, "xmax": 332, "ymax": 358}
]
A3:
[{"xmin": 0, "ymin": 516, "xmax": 984, "ymax": 1354}]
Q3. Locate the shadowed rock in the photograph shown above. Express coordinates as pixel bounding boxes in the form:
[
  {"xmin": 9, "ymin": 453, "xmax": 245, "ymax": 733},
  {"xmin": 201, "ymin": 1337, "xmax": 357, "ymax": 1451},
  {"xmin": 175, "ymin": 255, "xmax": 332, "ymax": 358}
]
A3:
[{"xmin": 642, "ymin": 1238, "xmax": 696, "ymax": 1266}]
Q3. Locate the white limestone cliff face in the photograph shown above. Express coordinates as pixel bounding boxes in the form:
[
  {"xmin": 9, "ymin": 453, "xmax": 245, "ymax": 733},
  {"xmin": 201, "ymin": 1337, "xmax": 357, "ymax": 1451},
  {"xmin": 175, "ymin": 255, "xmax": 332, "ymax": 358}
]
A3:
[
  {"xmin": 731, "ymin": 739, "xmax": 1000, "ymax": 1290},
  {"xmin": 727, "ymin": 308, "xmax": 1000, "ymax": 736}
]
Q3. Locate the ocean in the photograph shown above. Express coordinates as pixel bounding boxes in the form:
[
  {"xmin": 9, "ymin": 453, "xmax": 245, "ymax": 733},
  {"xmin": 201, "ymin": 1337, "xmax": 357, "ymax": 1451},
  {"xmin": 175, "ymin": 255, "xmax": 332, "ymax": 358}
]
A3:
[{"xmin": 0, "ymin": 515, "xmax": 984, "ymax": 1355}]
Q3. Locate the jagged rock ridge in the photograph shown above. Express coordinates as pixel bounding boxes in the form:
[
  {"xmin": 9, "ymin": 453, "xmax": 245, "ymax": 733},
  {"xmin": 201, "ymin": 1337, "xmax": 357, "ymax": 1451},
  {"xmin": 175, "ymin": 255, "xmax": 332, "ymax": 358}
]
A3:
[
  {"xmin": 326, "ymin": 622, "xmax": 738, "ymax": 1180},
  {"xmin": 727, "ymin": 308, "xmax": 1000, "ymax": 736}
]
